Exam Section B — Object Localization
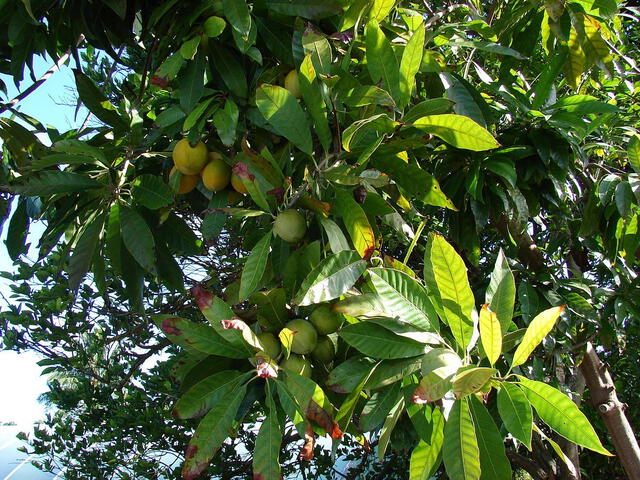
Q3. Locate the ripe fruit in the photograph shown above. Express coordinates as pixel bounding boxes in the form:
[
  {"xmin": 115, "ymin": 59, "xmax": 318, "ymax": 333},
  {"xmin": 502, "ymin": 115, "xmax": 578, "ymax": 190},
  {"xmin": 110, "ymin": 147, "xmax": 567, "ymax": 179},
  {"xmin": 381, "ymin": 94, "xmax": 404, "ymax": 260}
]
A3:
[
  {"xmin": 169, "ymin": 167, "xmax": 199, "ymax": 194},
  {"xmin": 273, "ymin": 209, "xmax": 306, "ymax": 244},
  {"xmin": 311, "ymin": 336, "xmax": 336, "ymax": 363},
  {"xmin": 285, "ymin": 319, "xmax": 318, "ymax": 354},
  {"xmin": 258, "ymin": 332, "xmax": 281, "ymax": 359},
  {"xmin": 201, "ymin": 153, "xmax": 231, "ymax": 191},
  {"xmin": 310, "ymin": 304, "xmax": 344, "ymax": 335},
  {"xmin": 284, "ymin": 70, "xmax": 301, "ymax": 98},
  {"xmin": 231, "ymin": 173, "xmax": 248, "ymax": 194},
  {"xmin": 280, "ymin": 354, "xmax": 311, "ymax": 377},
  {"xmin": 172, "ymin": 139, "xmax": 208, "ymax": 175}
]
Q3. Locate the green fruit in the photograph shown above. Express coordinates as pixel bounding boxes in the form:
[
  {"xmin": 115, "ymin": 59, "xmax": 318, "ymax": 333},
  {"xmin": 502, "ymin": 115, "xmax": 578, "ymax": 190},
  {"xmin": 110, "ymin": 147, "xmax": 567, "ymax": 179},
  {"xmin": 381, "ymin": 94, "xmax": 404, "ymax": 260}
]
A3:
[
  {"xmin": 280, "ymin": 354, "xmax": 311, "ymax": 377},
  {"xmin": 258, "ymin": 332, "xmax": 281, "ymax": 359},
  {"xmin": 285, "ymin": 319, "xmax": 317, "ymax": 354},
  {"xmin": 311, "ymin": 336, "xmax": 336, "ymax": 363},
  {"xmin": 310, "ymin": 304, "xmax": 344, "ymax": 335},
  {"xmin": 273, "ymin": 209, "xmax": 306, "ymax": 244}
]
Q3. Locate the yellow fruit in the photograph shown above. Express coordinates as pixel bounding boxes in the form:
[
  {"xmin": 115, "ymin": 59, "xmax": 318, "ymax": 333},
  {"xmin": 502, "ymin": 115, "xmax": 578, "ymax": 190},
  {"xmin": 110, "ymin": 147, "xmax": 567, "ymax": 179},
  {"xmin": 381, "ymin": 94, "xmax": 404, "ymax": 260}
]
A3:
[
  {"xmin": 284, "ymin": 319, "xmax": 317, "ymax": 354},
  {"xmin": 231, "ymin": 173, "xmax": 248, "ymax": 194},
  {"xmin": 280, "ymin": 354, "xmax": 311, "ymax": 377},
  {"xmin": 284, "ymin": 70, "xmax": 301, "ymax": 98},
  {"xmin": 169, "ymin": 167, "xmax": 199, "ymax": 194},
  {"xmin": 273, "ymin": 209, "xmax": 306, "ymax": 244},
  {"xmin": 201, "ymin": 153, "xmax": 231, "ymax": 191},
  {"xmin": 172, "ymin": 139, "xmax": 208, "ymax": 175}
]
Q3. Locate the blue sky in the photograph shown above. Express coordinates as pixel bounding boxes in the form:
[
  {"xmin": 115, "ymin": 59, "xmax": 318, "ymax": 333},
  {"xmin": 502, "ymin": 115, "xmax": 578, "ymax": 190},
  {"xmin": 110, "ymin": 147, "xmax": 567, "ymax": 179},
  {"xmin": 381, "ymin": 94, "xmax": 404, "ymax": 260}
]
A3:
[{"xmin": 1, "ymin": 53, "xmax": 86, "ymax": 428}]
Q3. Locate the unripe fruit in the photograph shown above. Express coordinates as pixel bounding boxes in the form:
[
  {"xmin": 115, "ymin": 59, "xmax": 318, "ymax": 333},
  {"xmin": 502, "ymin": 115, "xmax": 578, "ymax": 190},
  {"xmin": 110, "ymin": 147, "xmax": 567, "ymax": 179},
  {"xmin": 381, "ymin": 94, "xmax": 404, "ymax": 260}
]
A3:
[
  {"xmin": 273, "ymin": 209, "xmax": 306, "ymax": 244},
  {"xmin": 311, "ymin": 336, "xmax": 336, "ymax": 363},
  {"xmin": 284, "ymin": 70, "xmax": 301, "ymax": 98},
  {"xmin": 201, "ymin": 153, "xmax": 231, "ymax": 191},
  {"xmin": 281, "ymin": 354, "xmax": 311, "ymax": 377},
  {"xmin": 169, "ymin": 167, "xmax": 199, "ymax": 194},
  {"xmin": 172, "ymin": 139, "xmax": 208, "ymax": 175},
  {"xmin": 310, "ymin": 304, "xmax": 344, "ymax": 335},
  {"xmin": 285, "ymin": 319, "xmax": 318, "ymax": 354},
  {"xmin": 231, "ymin": 173, "xmax": 248, "ymax": 194},
  {"xmin": 258, "ymin": 332, "xmax": 281, "ymax": 359}
]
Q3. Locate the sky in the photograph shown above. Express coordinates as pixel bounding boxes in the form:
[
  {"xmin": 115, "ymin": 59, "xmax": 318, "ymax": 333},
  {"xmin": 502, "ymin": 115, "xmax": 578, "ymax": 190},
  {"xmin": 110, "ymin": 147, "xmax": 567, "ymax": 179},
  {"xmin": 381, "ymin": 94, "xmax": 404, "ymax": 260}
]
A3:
[{"xmin": 1, "ymin": 53, "xmax": 86, "ymax": 428}]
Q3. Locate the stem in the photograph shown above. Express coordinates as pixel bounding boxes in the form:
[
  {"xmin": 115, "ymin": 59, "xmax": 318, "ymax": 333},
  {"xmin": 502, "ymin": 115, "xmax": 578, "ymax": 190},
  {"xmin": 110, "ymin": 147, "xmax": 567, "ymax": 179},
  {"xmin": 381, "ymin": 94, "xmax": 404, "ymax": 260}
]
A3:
[{"xmin": 403, "ymin": 218, "xmax": 426, "ymax": 264}]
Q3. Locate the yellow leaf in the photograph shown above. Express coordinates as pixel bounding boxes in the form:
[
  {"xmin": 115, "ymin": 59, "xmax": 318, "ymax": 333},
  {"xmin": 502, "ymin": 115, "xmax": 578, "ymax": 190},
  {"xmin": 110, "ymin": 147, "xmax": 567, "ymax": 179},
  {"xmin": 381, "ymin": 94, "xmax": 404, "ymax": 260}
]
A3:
[
  {"xmin": 512, "ymin": 306, "xmax": 565, "ymax": 367},
  {"xmin": 479, "ymin": 304, "xmax": 502, "ymax": 366}
]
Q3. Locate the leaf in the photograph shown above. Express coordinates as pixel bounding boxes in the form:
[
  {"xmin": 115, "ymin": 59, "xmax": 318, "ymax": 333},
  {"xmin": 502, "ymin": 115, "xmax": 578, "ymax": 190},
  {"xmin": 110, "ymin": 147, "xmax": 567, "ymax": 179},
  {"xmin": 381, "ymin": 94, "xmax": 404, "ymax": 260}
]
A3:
[
  {"xmin": 119, "ymin": 205, "xmax": 156, "ymax": 274},
  {"xmin": 424, "ymin": 234, "xmax": 476, "ymax": 350},
  {"xmin": 343, "ymin": 86, "xmax": 395, "ymax": 107},
  {"xmin": 511, "ymin": 306, "xmax": 565, "ymax": 367},
  {"xmin": 360, "ymin": 382, "xmax": 403, "ymax": 431},
  {"xmin": 180, "ymin": 36, "xmax": 201, "ymax": 60},
  {"xmin": 339, "ymin": 322, "xmax": 426, "ymax": 359},
  {"xmin": 378, "ymin": 397, "xmax": 404, "ymax": 460},
  {"xmin": 302, "ymin": 27, "xmax": 331, "ymax": 76},
  {"xmin": 409, "ymin": 115, "xmax": 499, "ymax": 151},
  {"xmin": 265, "ymin": 0, "xmax": 342, "ymax": 19},
  {"xmin": 402, "ymin": 99, "xmax": 453, "ymax": 124},
  {"xmin": 284, "ymin": 241, "xmax": 320, "ymax": 298},
  {"xmin": 565, "ymin": 27, "xmax": 586, "ymax": 91},
  {"xmin": 293, "ymin": 250, "xmax": 367, "ymax": 306},
  {"xmin": 68, "ymin": 214, "xmax": 105, "ymax": 291},
  {"xmin": 320, "ymin": 218, "xmax": 350, "ymax": 253},
  {"xmin": 409, "ymin": 410, "xmax": 444, "ymax": 480},
  {"xmin": 210, "ymin": 45, "xmax": 248, "ymax": 98},
  {"xmin": 451, "ymin": 367, "xmax": 496, "ymax": 399},
  {"xmin": 156, "ymin": 315, "xmax": 251, "ymax": 358},
  {"xmin": 253, "ymin": 399, "xmax": 282, "ymax": 480},
  {"xmin": 365, "ymin": 21, "xmax": 401, "ymax": 102},
  {"xmin": 239, "ymin": 231, "xmax": 272, "ymax": 301},
  {"xmin": 73, "ymin": 69, "xmax": 127, "ymax": 130},
  {"xmin": 438, "ymin": 72, "xmax": 488, "ymax": 127},
  {"xmin": 183, "ymin": 97, "xmax": 217, "ymax": 131},
  {"xmin": 479, "ymin": 305, "xmax": 501, "ymax": 366},
  {"xmin": 533, "ymin": 423, "xmax": 579, "ymax": 476},
  {"xmin": 256, "ymin": 84, "xmax": 313, "ymax": 155},
  {"xmin": 468, "ymin": 396, "xmax": 512, "ymax": 480},
  {"xmin": 12, "ymin": 171, "xmax": 103, "ymax": 196},
  {"xmin": 182, "ymin": 383, "xmax": 247, "ymax": 479},
  {"xmin": 485, "ymin": 249, "xmax": 515, "ymax": 331},
  {"xmin": 628, "ymin": 134, "xmax": 640, "ymax": 175},
  {"xmin": 342, "ymin": 114, "xmax": 397, "ymax": 152},
  {"xmin": 173, "ymin": 370, "xmax": 246, "ymax": 419},
  {"xmin": 222, "ymin": 0, "xmax": 251, "ymax": 37},
  {"xmin": 5, "ymin": 199, "xmax": 29, "ymax": 260},
  {"xmin": 399, "ymin": 22, "xmax": 424, "ymax": 108},
  {"xmin": 156, "ymin": 105, "xmax": 185, "ymax": 127},
  {"xmin": 518, "ymin": 377, "xmax": 611, "ymax": 455},
  {"xmin": 372, "ymin": 156, "xmax": 456, "ymax": 210},
  {"xmin": 443, "ymin": 398, "xmax": 481, "ymax": 480},
  {"xmin": 368, "ymin": 267, "xmax": 439, "ymax": 332},
  {"xmin": 202, "ymin": 191, "xmax": 228, "ymax": 240},
  {"xmin": 180, "ymin": 52, "xmax": 206, "ymax": 112},
  {"xmin": 203, "ymin": 16, "xmax": 226, "ymax": 37},
  {"xmin": 370, "ymin": 0, "xmax": 395, "ymax": 21},
  {"xmin": 298, "ymin": 54, "xmax": 332, "ymax": 153},
  {"xmin": 132, "ymin": 174, "xmax": 174, "ymax": 209},
  {"xmin": 335, "ymin": 364, "xmax": 377, "ymax": 432},
  {"xmin": 497, "ymin": 382, "xmax": 532, "ymax": 449},
  {"xmin": 333, "ymin": 188, "xmax": 375, "ymax": 259}
]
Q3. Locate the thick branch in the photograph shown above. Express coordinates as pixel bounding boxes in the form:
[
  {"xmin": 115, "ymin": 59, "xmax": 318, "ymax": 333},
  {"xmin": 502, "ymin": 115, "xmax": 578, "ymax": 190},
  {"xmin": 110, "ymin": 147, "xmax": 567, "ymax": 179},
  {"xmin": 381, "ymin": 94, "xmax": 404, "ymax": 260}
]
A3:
[
  {"xmin": 491, "ymin": 212, "xmax": 546, "ymax": 272},
  {"xmin": 506, "ymin": 451, "xmax": 549, "ymax": 480},
  {"xmin": 579, "ymin": 342, "xmax": 640, "ymax": 480}
]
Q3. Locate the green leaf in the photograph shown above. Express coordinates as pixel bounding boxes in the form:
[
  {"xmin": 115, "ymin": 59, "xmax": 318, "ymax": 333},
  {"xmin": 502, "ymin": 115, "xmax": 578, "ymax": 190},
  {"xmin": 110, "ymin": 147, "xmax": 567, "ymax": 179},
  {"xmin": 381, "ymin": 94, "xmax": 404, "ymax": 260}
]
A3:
[
  {"xmin": 156, "ymin": 315, "xmax": 251, "ymax": 358},
  {"xmin": 402, "ymin": 99, "xmax": 453, "ymax": 124},
  {"xmin": 52, "ymin": 139, "xmax": 108, "ymax": 165},
  {"xmin": 73, "ymin": 69, "xmax": 127, "ymax": 130},
  {"xmin": 253, "ymin": 397, "xmax": 282, "ymax": 480},
  {"xmin": 399, "ymin": 22, "xmax": 424, "ymax": 108},
  {"xmin": 335, "ymin": 363, "xmax": 377, "ymax": 432},
  {"xmin": 628, "ymin": 134, "xmax": 640, "ymax": 175},
  {"xmin": 213, "ymin": 99, "xmax": 239, "ymax": 147},
  {"xmin": 378, "ymin": 397, "xmax": 404, "ymax": 460},
  {"xmin": 298, "ymin": 54, "xmax": 332, "ymax": 153},
  {"xmin": 202, "ymin": 191, "xmax": 228, "ymax": 240},
  {"xmin": 12, "ymin": 171, "xmax": 103, "ymax": 196},
  {"xmin": 182, "ymin": 383, "xmax": 247, "ymax": 479},
  {"xmin": 365, "ymin": 21, "xmax": 400, "ymax": 102},
  {"xmin": 565, "ymin": 27, "xmax": 586, "ymax": 91},
  {"xmin": 451, "ymin": 368, "xmax": 496, "ymax": 399},
  {"xmin": 342, "ymin": 114, "xmax": 397, "ymax": 152},
  {"xmin": 414, "ymin": 349, "xmax": 461, "ymax": 403},
  {"xmin": 68, "ymin": 214, "xmax": 105, "ymax": 291},
  {"xmin": 468, "ymin": 396, "xmax": 512, "ymax": 480},
  {"xmin": 173, "ymin": 370, "xmax": 246, "ymax": 419},
  {"xmin": 370, "ymin": 0, "xmax": 395, "ymax": 21},
  {"xmin": 239, "ymin": 231, "xmax": 272, "ymax": 301},
  {"xmin": 320, "ymin": 218, "xmax": 350, "ymax": 253},
  {"xmin": 340, "ymin": 322, "xmax": 426, "ymax": 359},
  {"xmin": 343, "ymin": 86, "xmax": 395, "ymax": 107},
  {"xmin": 368, "ymin": 267, "xmax": 439, "ymax": 332},
  {"xmin": 333, "ymin": 188, "xmax": 375, "ymax": 259},
  {"xmin": 251, "ymin": 288, "xmax": 288, "ymax": 331},
  {"xmin": 518, "ymin": 377, "xmax": 611, "ymax": 455},
  {"xmin": 511, "ymin": 306, "xmax": 565, "ymax": 367},
  {"xmin": 265, "ymin": 0, "xmax": 342, "ymax": 19},
  {"xmin": 409, "ymin": 115, "xmax": 499, "ymax": 151},
  {"xmin": 372, "ymin": 156, "xmax": 456, "ymax": 210},
  {"xmin": 424, "ymin": 234, "xmax": 476, "ymax": 350},
  {"xmin": 156, "ymin": 243, "xmax": 184, "ymax": 292},
  {"xmin": 222, "ymin": 0, "xmax": 251, "ymax": 37},
  {"xmin": 409, "ymin": 409, "xmax": 445, "ymax": 480},
  {"xmin": 360, "ymin": 382, "xmax": 403, "ymax": 431},
  {"xmin": 284, "ymin": 241, "xmax": 320, "ymax": 298},
  {"xmin": 438, "ymin": 72, "xmax": 488, "ymax": 127},
  {"xmin": 156, "ymin": 105, "xmax": 185, "ymax": 128},
  {"xmin": 5, "ymin": 199, "xmax": 28, "ymax": 260},
  {"xmin": 180, "ymin": 36, "xmax": 201, "ymax": 60},
  {"xmin": 293, "ymin": 250, "xmax": 367, "ymax": 306},
  {"xmin": 183, "ymin": 97, "xmax": 217, "ymax": 131},
  {"xmin": 210, "ymin": 45, "xmax": 248, "ymax": 98},
  {"xmin": 180, "ymin": 52, "xmax": 206, "ymax": 112},
  {"xmin": 256, "ymin": 84, "xmax": 313, "ymax": 155},
  {"xmin": 443, "ymin": 399, "xmax": 481, "ymax": 480},
  {"xmin": 132, "ymin": 174, "xmax": 174, "ymax": 210},
  {"xmin": 119, "ymin": 205, "xmax": 156, "ymax": 274},
  {"xmin": 479, "ymin": 305, "xmax": 501, "ymax": 366},
  {"xmin": 302, "ymin": 27, "xmax": 332, "ymax": 76},
  {"xmin": 497, "ymin": 382, "xmax": 532, "ymax": 449},
  {"xmin": 203, "ymin": 16, "xmax": 227, "ymax": 37},
  {"xmin": 485, "ymin": 249, "xmax": 515, "ymax": 331}
]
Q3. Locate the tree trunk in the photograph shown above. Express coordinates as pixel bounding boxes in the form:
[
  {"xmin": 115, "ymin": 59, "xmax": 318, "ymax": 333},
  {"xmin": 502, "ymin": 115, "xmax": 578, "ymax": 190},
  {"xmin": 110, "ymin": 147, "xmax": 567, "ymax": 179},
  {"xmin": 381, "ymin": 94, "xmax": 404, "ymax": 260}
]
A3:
[{"xmin": 579, "ymin": 342, "xmax": 640, "ymax": 480}]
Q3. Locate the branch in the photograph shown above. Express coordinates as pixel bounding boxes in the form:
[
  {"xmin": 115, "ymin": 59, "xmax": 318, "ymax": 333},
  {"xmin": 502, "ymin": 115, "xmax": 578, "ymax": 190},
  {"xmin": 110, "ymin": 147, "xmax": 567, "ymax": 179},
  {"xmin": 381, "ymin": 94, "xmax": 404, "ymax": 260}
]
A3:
[
  {"xmin": 490, "ymin": 212, "xmax": 546, "ymax": 272},
  {"xmin": 117, "ymin": 339, "xmax": 171, "ymax": 390},
  {"xmin": 506, "ymin": 451, "xmax": 549, "ymax": 480}
]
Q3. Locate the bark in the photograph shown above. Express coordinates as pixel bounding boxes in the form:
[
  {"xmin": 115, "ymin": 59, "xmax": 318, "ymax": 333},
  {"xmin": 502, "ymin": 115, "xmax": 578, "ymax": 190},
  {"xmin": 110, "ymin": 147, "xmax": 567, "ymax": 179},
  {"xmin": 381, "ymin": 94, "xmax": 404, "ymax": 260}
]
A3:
[
  {"xmin": 490, "ymin": 213, "xmax": 546, "ymax": 272},
  {"xmin": 579, "ymin": 342, "xmax": 640, "ymax": 480}
]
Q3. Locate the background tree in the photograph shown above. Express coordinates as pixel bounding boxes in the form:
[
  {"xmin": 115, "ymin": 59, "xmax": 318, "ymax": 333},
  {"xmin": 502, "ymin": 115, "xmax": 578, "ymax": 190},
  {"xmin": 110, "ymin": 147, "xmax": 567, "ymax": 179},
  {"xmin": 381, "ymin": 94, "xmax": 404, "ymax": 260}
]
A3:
[{"xmin": 1, "ymin": 0, "xmax": 639, "ymax": 479}]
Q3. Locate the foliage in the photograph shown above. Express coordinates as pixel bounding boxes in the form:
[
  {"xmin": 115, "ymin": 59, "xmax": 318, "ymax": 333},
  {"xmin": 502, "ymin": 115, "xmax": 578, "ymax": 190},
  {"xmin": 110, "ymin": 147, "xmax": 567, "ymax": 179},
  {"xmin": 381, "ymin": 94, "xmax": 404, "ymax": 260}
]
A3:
[{"xmin": 1, "ymin": 0, "xmax": 639, "ymax": 479}]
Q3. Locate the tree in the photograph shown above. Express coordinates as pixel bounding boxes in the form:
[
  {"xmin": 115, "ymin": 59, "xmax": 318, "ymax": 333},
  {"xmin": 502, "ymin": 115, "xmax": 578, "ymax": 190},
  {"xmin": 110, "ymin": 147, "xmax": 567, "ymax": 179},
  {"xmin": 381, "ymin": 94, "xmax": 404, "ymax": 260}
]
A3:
[{"xmin": 1, "ymin": 0, "xmax": 639, "ymax": 479}]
